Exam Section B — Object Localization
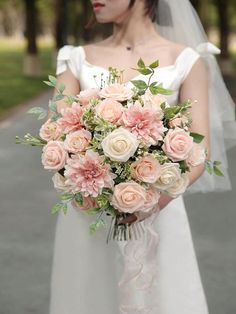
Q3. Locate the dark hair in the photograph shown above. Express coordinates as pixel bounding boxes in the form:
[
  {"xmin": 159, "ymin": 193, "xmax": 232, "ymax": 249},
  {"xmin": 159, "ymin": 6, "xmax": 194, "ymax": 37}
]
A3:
[
  {"xmin": 129, "ymin": 0, "xmax": 159, "ymax": 22},
  {"xmin": 86, "ymin": 0, "xmax": 159, "ymax": 29}
]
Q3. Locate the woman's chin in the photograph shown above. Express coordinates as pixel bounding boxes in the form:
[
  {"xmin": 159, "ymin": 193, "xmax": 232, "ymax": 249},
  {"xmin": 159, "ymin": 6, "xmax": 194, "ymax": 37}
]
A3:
[{"xmin": 95, "ymin": 16, "xmax": 114, "ymax": 24}]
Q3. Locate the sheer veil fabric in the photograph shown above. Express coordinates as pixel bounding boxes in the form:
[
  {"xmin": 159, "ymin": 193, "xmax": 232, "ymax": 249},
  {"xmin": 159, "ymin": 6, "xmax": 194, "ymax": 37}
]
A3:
[{"xmin": 157, "ymin": 0, "xmax": 236, "ymax": 193}]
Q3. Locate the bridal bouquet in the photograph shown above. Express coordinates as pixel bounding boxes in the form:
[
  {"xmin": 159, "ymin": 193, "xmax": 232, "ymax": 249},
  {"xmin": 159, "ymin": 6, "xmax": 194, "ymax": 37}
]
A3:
[{"xmin": 16, "ymin": 58, "xmax": 223, "ymax": 242}]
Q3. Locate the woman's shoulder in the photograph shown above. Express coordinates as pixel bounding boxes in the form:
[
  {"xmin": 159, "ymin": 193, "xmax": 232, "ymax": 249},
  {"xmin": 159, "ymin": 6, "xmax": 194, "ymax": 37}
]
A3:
[{"xmin": 156, "ymin": 36, "xmax": 192, "ymax": 60}]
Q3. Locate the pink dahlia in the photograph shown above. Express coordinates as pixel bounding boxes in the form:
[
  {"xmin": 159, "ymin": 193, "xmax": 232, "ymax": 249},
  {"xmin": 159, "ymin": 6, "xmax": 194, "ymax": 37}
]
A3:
[
  {"xmin": 121, "ymin": 103, "xmax": 166, "ymax": 146},
  {"xmin": 64, "ymin": 150, "xmax": 116, "ymax": 197},
  {"xmin": 57, "ymin": 102, "xmax": 84, "ymax": 134}
]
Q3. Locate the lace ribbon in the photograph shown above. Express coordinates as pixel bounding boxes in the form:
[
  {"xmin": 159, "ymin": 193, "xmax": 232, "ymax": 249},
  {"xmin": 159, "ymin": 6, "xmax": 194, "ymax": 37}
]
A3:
[{"xmin": 117, "ymin": 212, "xmax": 160, "ymax": 313}]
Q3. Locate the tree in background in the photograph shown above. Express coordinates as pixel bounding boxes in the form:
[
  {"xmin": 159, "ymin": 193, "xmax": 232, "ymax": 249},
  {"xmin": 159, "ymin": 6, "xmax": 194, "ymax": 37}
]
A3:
[
  {"xmin": 54, "ymin": 0, "xmax": 68, "ymax": 49},
  {"xmin": 23, "ymin": 0, "xmax": 41, "ymax": 76}
]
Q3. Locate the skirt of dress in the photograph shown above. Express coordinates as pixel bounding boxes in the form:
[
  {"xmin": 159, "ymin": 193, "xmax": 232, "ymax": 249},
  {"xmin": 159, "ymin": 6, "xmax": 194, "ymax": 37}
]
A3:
[{"xmin": 49, "ymin": 196, "xmax": 209, "ymax": 314}]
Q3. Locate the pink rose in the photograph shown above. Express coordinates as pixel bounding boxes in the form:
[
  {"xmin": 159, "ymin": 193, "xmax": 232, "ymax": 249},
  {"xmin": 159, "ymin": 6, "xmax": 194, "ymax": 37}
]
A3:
[
  {"xmin": 134, "ymin": 186, "xmax": 161, "ymax": 221},
  {"xmin": 142, "ymin": 89, "xmax": 166, "ymax": 116},
  {"xmin": 169, "ymin": 115, "xmax": 189, "ymax": 128},
  {"xmin": 64, "ymin": 129, "xmax": 92, "ymax": 153},
  {"xmin": 77, "ymin": 88, "xmax": 100, "ymax": 107},
  {"xmin": 131, "ymin": 155, "xmax": 162, "ymax": 183},
  {"xmin": 187, "ymin": 143, "xmax": 206, "ymax": 167},
  {"xmin": 99, "ymin": 83, "xmax": 134, "ymax": 101},
  {"xmin": 57, "ymin": 102, "xmax": 84, "ymax": 134},
  {"xmin": 71, "ymin": 196, "xmax": 98, "ymax": 211},
  {"xmin": 162, "ymin": 127, "xmax": 194, "ymax": 161},
  {"xmin": 111, "ymin": 181, "xmax": 146, "ymax": 213},
  {"xmin": 95, "ymin": 98, "xmax": 123, "ymax": 124},
  {"xmin": 42, "ymin": 141, "xmax": 68, "ymax": 170},
  {"xmin": 39, "ymin": 119, "xmax": 63, "ymax": 141}
]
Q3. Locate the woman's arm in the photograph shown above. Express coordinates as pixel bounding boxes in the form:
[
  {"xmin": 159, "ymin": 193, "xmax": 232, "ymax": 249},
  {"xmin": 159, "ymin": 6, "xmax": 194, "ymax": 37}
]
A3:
[
  {"xmin": 47, "ymin": 67, "xmax": 81, "ymax": 118},
  {"xmin": 159, "ymin": 57, "xmax": 210, "ymax": 210},
  {"xmin": 121, "ymin": 57, "xmax": 210, "ymax": 223}
]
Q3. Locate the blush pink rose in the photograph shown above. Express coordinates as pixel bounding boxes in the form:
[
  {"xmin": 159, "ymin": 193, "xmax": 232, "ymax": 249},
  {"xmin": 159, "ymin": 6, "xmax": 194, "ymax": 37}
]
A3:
[
  {"xmin": 42, "ymin": 141, "xmax": 68, "ymax": 170},
  {"xmin": 95, "ymin": 98, "xmax": 123, "ymax": 124},
  {"xmin": 77, "ymin": 88, "xmax": 100, "ymax": 107},
  {"xmin": 111, "ymin": 181, "xmax": 146, "ymax": 213},
  {"xmin": 57, "ymin": 102, "xmax": 84, "ymax": 134},
  {"xmin": 169, "ymin": 115, "xmax": 189, "ymax": 128},
  {"xmin": 64, "ymin": 129, "xmax": 92, "ymax": 153},
  {"xmin": 187, "ymin": 143, "xmax": 206, "ymax": 167},
  {"xmin": 99, "ymin": 83, "xmax": 134, "ymax": 101},
  {"xmin": 142, "ymin": 89, "xmax": 166, "ymax": 116},
  {"xmin": 131, "ymin": 155, "xmax": 162, "ymax": 183},
  {"xmin": 162, "ymin": 127, "xmax": 194, "ymax": 162},
  {"xmin": 71, "ymin": 196, "xmax": 98, "ymax": 211},
  {"xmin": 39, "ymin": 119, "xmax": 63, "ymax": 141}
]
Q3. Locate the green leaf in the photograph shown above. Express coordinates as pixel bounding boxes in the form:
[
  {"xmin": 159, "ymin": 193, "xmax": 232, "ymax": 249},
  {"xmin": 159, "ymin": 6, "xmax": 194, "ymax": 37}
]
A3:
[
  {"xmin": 43, "ymin": 81, "xmax": 55, "ymax": 87},
  {"xmin": 60, "ymin": 192, "xmax": 74, "ymax": 201},
  {"xmin": 49, "ymin": 100, "xmax": 57, "ymax": 113},
  {"xmin": 89, "ymin": 219, "xmax": 106, "ymax": 234},
  {"xmin": 48, "ymin": 75, "xmax": 57, "ymax": 86},
  {"xmin": 86, "ymin": 207, "xmax": 101, "ymax": 215},
  {"xmin": 190, "ymin": 132, "xmax": 205, "ymax": 143},
  {"xmin": 131, "ymin": 80, "xmax": 148, "ymax": 90},
  {"xmin": 137, "ymin": 68, "xmax": 152, "ymax": 75},
  {"xmin": 149, "ymin": 60, "xmax": 159, "ymax": 69},
  {"xmin": 62, "ymin": 203, "xmax": 68, "ymax": 214},
  {"xmin": 59, "ymin": 82, "xmax": 65, "ymax": 93},
  {"xmin": 205, "ymin": 161, "xmax": 213, "ymax": 175},
  {"xmin": 213, "ymin": 166, "xmax": 224, "ymax": 177},
  {"xmin": 27, "ymin": 106, "xmax": 47, "ymax": 120},
  {"xmin": 96, "ymin": 194, "xmax": 109, "ymax": 207},
  {"xmin": 54, "ymin": 94, "xmax": 65, "ymax": 101},
  {"xmin": 51, "ymin": 202, "xmax": 63, "ymax": 214},
  {"xmin": 154, "ymin": 84, "xmax": 173, "ymax": 95},
  {"xmin": 213, "ymin": 160, "xmax": 222, "ymax": 166},
  {"xmin": 38, "ymin": 112, "xmax": 47, "ymax": 120},
  {"xmin": 50, "ymin": 113, "xmax": 62, "ymax": 122},
  {"xmin": 137, "ymin": 58, "xmax": 145, "ymax": 68},
  {"xmin": 75, "ymin": 193, "xmax": 83, "ymax": 205}
]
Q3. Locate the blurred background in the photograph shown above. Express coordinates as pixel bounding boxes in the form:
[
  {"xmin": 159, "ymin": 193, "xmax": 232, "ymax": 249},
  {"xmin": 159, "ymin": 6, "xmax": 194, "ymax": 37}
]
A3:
[{"xmin": 0, "ymin": 1, "xmax": 235, "ymax": 314}]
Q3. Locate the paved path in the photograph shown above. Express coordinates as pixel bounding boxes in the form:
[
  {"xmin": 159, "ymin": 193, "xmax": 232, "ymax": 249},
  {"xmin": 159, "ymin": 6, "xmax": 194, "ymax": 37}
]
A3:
[{"xmin": 0, "ymin": 91, "xmax": 235, "ymax": 314}]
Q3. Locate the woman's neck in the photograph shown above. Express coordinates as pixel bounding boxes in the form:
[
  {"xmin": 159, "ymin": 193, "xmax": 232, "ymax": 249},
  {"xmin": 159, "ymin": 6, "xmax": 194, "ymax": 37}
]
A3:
[{"xmin": 110, "ymin": 6, "xmax": 159, "ymax": 48}]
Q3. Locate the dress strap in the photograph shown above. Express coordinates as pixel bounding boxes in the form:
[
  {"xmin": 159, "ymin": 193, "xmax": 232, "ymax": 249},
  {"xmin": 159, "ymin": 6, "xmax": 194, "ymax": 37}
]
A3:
[
  {"xmin": 176, "ymin": 47, "xmax": 201, "ymax": 83},
  {"xmin": 56, "ymin": 45, "xmax": 84, "ymax": 80}
]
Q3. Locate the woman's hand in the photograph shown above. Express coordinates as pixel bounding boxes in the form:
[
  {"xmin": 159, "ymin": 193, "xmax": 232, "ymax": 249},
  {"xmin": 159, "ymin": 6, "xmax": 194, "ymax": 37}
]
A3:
[{"xmin": 119, "ymin": 193, "xmax": 174, "ymax": 225}]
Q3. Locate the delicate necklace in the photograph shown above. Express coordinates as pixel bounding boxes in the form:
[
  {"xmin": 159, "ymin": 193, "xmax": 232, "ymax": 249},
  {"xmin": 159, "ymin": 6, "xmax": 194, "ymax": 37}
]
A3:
[{"xmin": 111, "ymin": 34, "xmax": 158, "ymax": 52}]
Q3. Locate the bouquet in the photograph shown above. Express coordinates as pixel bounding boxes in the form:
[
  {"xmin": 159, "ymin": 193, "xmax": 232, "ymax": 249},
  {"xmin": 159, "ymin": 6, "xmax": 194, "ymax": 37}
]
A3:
[{"xmin": 16, "ymin": 58, "xmax": 223, "ymax": 242}]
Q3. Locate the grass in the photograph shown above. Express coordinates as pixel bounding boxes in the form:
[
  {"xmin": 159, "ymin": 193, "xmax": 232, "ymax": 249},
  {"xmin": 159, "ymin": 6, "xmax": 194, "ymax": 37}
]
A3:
[{"xmin": 0, "ymin": 38, "xmax": 55, "ymax": 118}]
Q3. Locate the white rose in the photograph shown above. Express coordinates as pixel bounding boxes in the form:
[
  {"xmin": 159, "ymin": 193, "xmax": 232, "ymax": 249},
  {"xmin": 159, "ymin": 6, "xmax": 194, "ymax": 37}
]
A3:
[
  {"xmin": 52, "ymin": 172, "xmax": 70, "ymax": 192},
  {"xmin": 101, "ymin": 127, "xmax": 139, "ymax": 162},
  {"xmin": 154, "ymin": 163, "xmax": 181, "ymax": 191},
  {"xmin": 166, "ymin": 173, "xmax": 189, "ymax": 198}
]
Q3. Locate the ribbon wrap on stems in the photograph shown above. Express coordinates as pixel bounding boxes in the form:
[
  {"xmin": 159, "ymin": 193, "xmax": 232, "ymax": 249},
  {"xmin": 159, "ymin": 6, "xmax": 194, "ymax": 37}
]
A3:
[{"xmin": 117, "ymin": 211, "xmax": 160, "ymax": 313}]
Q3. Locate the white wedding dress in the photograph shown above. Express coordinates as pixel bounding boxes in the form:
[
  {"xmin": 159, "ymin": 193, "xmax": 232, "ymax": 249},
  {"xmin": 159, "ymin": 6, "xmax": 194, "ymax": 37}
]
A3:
[{"xmin": 49, "ymin": 45, "xmax": 209, "ymax": 314}]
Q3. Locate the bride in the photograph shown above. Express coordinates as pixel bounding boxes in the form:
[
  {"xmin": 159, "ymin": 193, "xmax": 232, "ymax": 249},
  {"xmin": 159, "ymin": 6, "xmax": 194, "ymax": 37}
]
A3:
[{"xmin": 49, "ymin": 0, "xmax": 234, "ymax": 313}]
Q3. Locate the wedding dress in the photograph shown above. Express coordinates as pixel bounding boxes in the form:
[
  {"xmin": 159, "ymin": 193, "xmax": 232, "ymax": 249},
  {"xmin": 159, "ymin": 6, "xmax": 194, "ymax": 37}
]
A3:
[{"xmin": 49, "ymin": 45, "xmax": 209, "ymax": 314}]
